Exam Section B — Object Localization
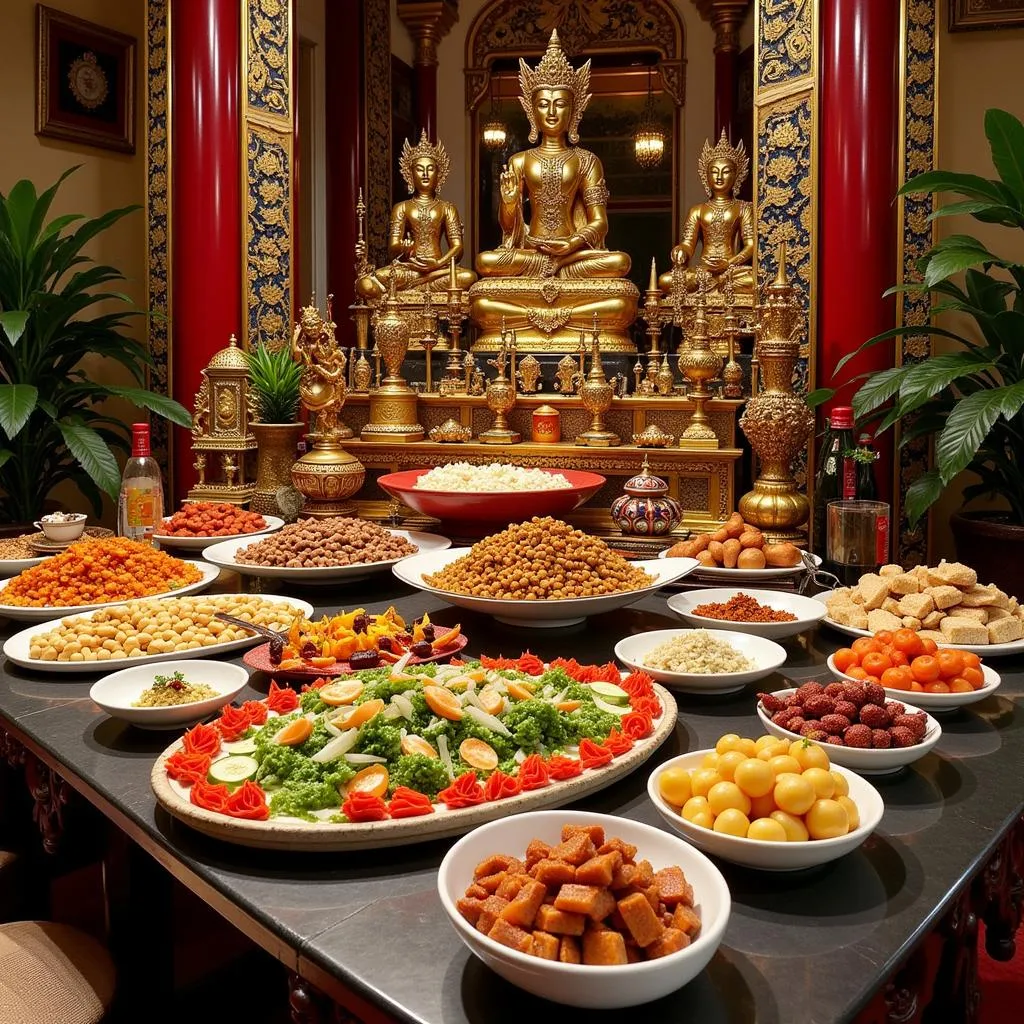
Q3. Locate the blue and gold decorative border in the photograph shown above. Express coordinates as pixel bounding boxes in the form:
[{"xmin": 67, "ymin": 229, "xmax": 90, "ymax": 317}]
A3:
[
  {"xmin": 242, "ymin": 0, "xmax": 294, "ymax": 347},
  {"xmin": 895, "ymin": 0, "xmax": 939, "ymax": 565},
  {"xmin": 754, "ymin": 0, "xmax": 818, "ymax": 493},
  {"xmin": 145, "ymin": 0, "xmax": 171, "ymax": 489}
]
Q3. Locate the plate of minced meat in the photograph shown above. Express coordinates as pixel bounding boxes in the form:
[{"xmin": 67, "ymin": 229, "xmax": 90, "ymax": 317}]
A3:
[{"xmin": 666, "ymin": 589, "xmax": 827, "ymax": 641}]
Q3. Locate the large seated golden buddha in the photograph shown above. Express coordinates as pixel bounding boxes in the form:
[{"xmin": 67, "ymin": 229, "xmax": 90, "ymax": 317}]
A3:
[{"xmin": 469, "ymin": 31, "xmax": 638, "ymax": 353}]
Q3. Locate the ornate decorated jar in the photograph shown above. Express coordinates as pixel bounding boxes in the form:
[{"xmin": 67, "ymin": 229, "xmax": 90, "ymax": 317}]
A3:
[
  {"xmin": 532, "ymin": 404, "xmax": 561, "ymax": 443},
  {"xmin": 610, "ymin": 458, "xmax": 682, "ymax": 536}
]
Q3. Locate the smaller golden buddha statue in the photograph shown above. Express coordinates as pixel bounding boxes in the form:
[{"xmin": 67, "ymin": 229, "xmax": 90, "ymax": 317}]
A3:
[
  {"xmin": 290, "ymin": 298, "xmax": 349, "ymax": 440},
  {"xmin": 660, "ymin": 131, "xmax": 754, "ymax": 297},
  {"xmin": 355, "ymin": 132, "xmax": 476, "ymax": 301}
]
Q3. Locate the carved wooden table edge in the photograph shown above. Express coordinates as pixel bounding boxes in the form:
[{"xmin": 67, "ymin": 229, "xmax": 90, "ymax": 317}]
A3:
[{"xmin": 854, "ymin": 813, "xmax": 1024, "ymax": 1024}]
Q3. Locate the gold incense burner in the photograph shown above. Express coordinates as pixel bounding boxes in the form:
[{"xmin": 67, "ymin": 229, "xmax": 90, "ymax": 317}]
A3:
[
  {"xmin": 633, "ymin": 424, "xmax": 675, "ymax": 448},
  {"xmin": 738, "ymin": 244, "xmax": 814, "ymax": 540},
  {"xmin": 188, "ymin": 334, "xmax": 258, "ymax": 504},
  {"xmin": 428, "ymin": 418, "xmax": 472, "ymax": 443},
  {"xmin": 576, "ymin": 317, "xmax": 620, "ymax": 447}
]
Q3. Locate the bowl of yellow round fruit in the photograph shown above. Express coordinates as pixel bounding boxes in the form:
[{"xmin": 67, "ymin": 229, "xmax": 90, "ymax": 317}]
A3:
[{"xmin": 647, "ymin": 733, "xmax": 884, "ymax": 871}]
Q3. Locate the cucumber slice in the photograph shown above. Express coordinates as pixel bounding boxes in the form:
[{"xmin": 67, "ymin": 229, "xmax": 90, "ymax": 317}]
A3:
[
  {"xmin": 208, "ymin": 755, "xmax": 259, "ymax": 788},
  {"xmin": 221, "ymin": 737, "xmax": 258, "ymax": 756},
  {"xmin": 590, "ymin": 681, "xmax": 630, "ymax": 706}
]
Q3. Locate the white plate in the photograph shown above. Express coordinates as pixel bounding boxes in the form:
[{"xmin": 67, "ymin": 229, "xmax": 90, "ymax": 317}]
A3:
[
  {"xmin": 0, "ymin": 560, "xmax": 219, "ymax": 622},
  {"xmin": 825, "ymin": 654, "xmax": 1001, "ymax": 710},
  {"xmin": 90, "ymin": 660, "xmax": 250, "ymax": 729},
  {"xmin": 154, "ymin": 516, "xmax": 285, "ymax": 550},
  {"xmin": 393, "ymin": 552, "xmax": 700, "ymax": 628},
  {"xmin": 667, "ymin": 588, "xmax": 827, "ymax": 641},
  {"xmin": 614, "ymin": 628, "xmax": 787, "ymax": 694},
  {"xmin": 659, "ymin": 547, "xmax": 820, "ymax": 580},
  {"xmin": 811, "ymin": 592, "xmax": 1024, "ymax": 655},
  {"xmin": 2, "ymin": 594, "xmax": 314, "ymax": 674},
  {"xmin": 202, "ymin": 529, "xmax": 451, "ymax": 584},
  {"xmin": 756, "ymin": 687, "xmax": 941, "ymax": 775},
  {"xmin": 438, "ymin": 810, "xmax": 730, "ymax": 1008},
  {"xmin": 648, "ymin": 752, "xmax": 883, "ymax": 871},
  {"xmin": 0, "ymin": 554, "xmax": 48, "ymax": 575}
]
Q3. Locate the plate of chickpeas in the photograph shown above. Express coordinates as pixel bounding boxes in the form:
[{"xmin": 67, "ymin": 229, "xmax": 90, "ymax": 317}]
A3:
[{"xmin": 2, "ymin": 593, "xmax": 314, "ymax": 674}]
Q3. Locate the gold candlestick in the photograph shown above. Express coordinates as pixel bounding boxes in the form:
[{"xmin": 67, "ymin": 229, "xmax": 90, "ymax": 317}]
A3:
[
  {"xmin": 738, "ymin": 243, "xmax": 814, "ymax": 540},
  {"xmin": 576, "ymin": 314, "xmax": 620, "ymax": 447},
  {"xmin": 642, "ymin": 257, "xmax": 662, "ymax": 357},
  {"xmin": 721, "ymin": 270, "xmax": 744, "ymax": 399},
  {"xmin": 480, "ymin": 334, "xmax": 520, "ymax": 444},
  {"xmin": 677, "ymin": 274, "xmax": 722, "ymax": 448},
  {"xmin": 443, "ymin": 256, "xmax": 469, "ymax": 385},
  {"xmin": 361, "ymin": 276, "xmax": 424, "ymax": 442}
]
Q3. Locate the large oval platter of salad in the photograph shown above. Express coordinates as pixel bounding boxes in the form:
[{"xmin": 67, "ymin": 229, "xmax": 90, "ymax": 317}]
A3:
[{"xmin": 150, "ymin": 653, "xmax": 677, "ymax": 850}]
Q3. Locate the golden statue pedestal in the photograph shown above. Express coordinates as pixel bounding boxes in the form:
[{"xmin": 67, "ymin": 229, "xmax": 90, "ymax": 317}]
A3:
[
  {"xmin": 290, "ymin": 438, "xmax": 365, "ymax": 518},
  {"xmin": 469, "ymin": 278, "xmax": 639, "ymax": 354},
  {"xmin": 362, "ymin": 389, "xmax": 425, "ymax": 443}
]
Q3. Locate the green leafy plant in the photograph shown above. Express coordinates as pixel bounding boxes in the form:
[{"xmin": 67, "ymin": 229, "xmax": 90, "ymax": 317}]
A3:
[
  {"xmin": 0, "ymin": 167, "xmax": 191, "ymax": 524},
  {"xmin": 246, "ymin": 342, "xmax": 302, "ymax": 423},
  {"xmin": 809, "ymin": 108, "xmax": 1024, "ymax": 528}
]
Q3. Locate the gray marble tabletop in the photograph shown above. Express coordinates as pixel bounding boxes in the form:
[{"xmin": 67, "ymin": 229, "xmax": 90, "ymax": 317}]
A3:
[{"xmin": 1, "ymin": 572, "xmax": 1021, "ymax": 1024}]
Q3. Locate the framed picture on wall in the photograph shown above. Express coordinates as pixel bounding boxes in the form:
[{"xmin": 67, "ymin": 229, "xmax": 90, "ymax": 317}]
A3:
[
  {"xmin": 35, "ymin": 5, "xmax": 136, "ymax": 153},
  {"xmin": 949, "ymin": 0, "xmax": 1024, "ymax": 31}
]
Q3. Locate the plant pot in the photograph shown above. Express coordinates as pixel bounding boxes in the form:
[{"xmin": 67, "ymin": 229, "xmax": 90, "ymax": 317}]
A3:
[
  {"xmin": 250, "ymin": 423, "xmax": 305, "ymax": 517},
  {"xmin": 950, "ymin": 510, "xmax": 1024, "ymax": 597}
]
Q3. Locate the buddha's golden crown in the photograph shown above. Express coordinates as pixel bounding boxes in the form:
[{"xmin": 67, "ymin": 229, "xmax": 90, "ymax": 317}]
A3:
[
  {"xmin": 518, "ymin": 30, "xmax": 592, "ymax": 143},
  {"xmin": 698, "ymin": 130, "xmax": 750, "ymax": 199},
  {"xmin": 398, "ymin": 130, "xmax": 451, "ymax": 195}
]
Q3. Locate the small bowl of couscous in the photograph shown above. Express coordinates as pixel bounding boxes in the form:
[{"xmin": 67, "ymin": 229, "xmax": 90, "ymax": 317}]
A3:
[
  {"xmin": 90, "ymin": 659, "xmax": 250, "ymax": 729},
  {"xmin": 614, "ymin": 629, "xmax": 787, "ymax": 695}
]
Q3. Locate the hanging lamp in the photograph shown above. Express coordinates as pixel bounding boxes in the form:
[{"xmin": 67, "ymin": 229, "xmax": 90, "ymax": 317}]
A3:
[
  {"xmin": 481, "ymin": 73, "xmax": 508, "ymax": 151},
  {"xmin": 634, "ymin": 66, "xmax": 666, "ymax": 169}
]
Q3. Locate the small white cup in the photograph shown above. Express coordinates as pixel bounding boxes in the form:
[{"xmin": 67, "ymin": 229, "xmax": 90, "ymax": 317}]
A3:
[{"xmin": 34, "ymin": 514, "xmax": 87, "ymax": 542}]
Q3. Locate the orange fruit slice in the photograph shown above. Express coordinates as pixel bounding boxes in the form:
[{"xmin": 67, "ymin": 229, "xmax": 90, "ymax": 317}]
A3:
[
  {"xmin": 274, "ymin": 717, "xmax": 313, "ymax": 746},
  {"xmin": 507, "ymin": 681, "xmax": 536, "ymax": 702},
  {"xmin": 432, "ymin": 624, "xmax": 461, "ymax": 649},
  {"xmin": 400, "ymin": 734, "xmax": 438, "ymax": 759},
  {"xmin": 423, "ymin": 685, "xmax": 464, "ymax": 721},
  {"xmin": 477, "ymin": 687, "xmax": 503, "ymax": 716},
  {"xmin": 335, "ymin": 698, "xmax": 386, "ymax": 730},
  {"xmin": 459, "ymin": 738, "xmax": 498, "ymax": 771},
  {"xmin": 555, "ymin": 700, "xmax": 582, "ymax": 713},
  {"xmin": 344, "ymin": 764, "xmax": 389, "ymax": 799},
  {"xmin": 308, "ymin": 656, "xmax": 337, "ymax": 668},
  {"xmin": 319, "ymin": 680, "xmax": 364, "ymax": 706}
]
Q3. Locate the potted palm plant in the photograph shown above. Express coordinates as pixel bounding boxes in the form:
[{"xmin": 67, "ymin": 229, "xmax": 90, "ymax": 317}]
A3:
[
  {"xmin": 246, "ymin": 341, "xmax": 304, "ymax": 517},
  {"xmin": 810, "ymin": 108, "xmax": 1024, "ymax": 593},
  {"xmin": 0, "ymin": 167, "xmax": 191, "ymax": 526}
]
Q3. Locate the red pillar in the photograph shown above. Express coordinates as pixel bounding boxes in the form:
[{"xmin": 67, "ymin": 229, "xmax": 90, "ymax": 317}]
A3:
[
  {"xmin": 818, "ymin": 0, "xmax": 900, "ymax": 504},
  {"xmin": 170, "ymin": 0, "xmax": 242, "ymax": 500},
  {"xmin": 325, "ymin": 0, "xmax": 364, "ymax": 343},
  {"xmin": 396, "ymin": 1, "xmax": 458, "ymax": 140},
  {"xmin": 414, "ymin": 62, "xmax": 438, "ymax": 141},
  {"xmin": 714, "ymin": 49, "xmax": 737, "ymax": 141}
]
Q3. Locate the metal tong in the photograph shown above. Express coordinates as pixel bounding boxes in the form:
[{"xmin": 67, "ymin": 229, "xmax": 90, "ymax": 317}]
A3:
[{"xmin": 214, "ymin": 612, "xmax": 288, "ymax": 643}]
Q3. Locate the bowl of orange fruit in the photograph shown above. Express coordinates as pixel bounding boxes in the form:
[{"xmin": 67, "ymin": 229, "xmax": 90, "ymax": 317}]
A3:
[{"xmin": 826, "ymin": 629, "xmax": 1000, "ymax": 711}]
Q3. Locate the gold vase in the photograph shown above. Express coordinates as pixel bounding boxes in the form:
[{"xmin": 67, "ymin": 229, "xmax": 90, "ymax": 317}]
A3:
[
  {"xmin": 576, "ymin": 324, "xmax": 620, "ymax": 447},
  {"xmin": 250, "ymin": 422, "xmax": 305, "ymax": 517},
  {"xmin": 362, "ymin": 288, "xmax": 424, "ymax": 442},
  {"xmin": 677, "ymin": 305, "xmax": 722, "ymax": 448},
  {"xmin": 738, "ymin": 247, "xmax": 814, "ymax": 540},
  {"xmin": 290, "ymin": 438, "xmax": 366, "ymax": 518}
]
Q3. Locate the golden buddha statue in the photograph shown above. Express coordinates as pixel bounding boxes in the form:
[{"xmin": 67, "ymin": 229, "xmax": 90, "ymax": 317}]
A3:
[
  {"xmin": 469, "ymin": 30, "xmax": 638, "ymax": 352},
  {"xmin": 355, "ymin": 132, "xmax": 476, "ymax": 301},
  {"xmin": 659, "ymin": 131, "xmax": 755, "ymax": 297}
]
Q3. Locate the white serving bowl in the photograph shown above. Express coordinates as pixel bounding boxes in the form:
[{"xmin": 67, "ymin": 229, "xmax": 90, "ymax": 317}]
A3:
[
  {"xmin": 437, "ymin": 809, "xmax": 730, "ymax": 1008},
  {"xmin": 394, "ymin": 551, "xmax": 699, "ymax": 628},
  {"xmin": 89, "ymin": 659, "xmax": 250, "ymax": 729},
  {"xmin": 667, "ymin": 588, "xmax": 827, "ymax": 641},
  {"xmin": 825, "ymin": 654, "xmax": 1001, "ymax": 711},
  {"xmin": 756, "ymin": 688, "xmax": 941, "ymax": 775},
  {"xmin": 154, "ymin": 515, "xmax": 285, "ymax": 550},
  {"xmin": 614, "ymin": 628, "xmax": 787, "ymax": 694},
  {"xmin": 648, "ymin": 752, "xmax": 883, "ymax": 871},
  {"xmin": 36, "ymin": 514, "xmax": 87, "ymax": 542}
]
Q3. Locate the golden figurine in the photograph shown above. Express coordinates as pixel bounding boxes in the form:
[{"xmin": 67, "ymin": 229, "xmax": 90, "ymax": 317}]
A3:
[
  {"xmin": 738, "ymin": 245, "xmax": 814, "ymax": 540},
  {"xmin": 517, "ymin": 353, "xmax": 542, "ymax": 393},
  {"xmin": 291, "ymin": 298, "xmax": 351, "ymax": 440},
  {"xmin": 660, "ymin": 131, "xmax": 754, "ymax": 298},
  {"xmin": 576, "ymin": 317, "xmax": 620, "ymax": 447},
  {"xmin": 655, "ymin": 353, "xmax": 675, "ymax": 396},
  {"xmin": 355, "ymin": 132, "xmax": 476, "ymax": 301},
  {"xmin": 470, "ymin": 30, "xmax": 638, "ymax": 352}
]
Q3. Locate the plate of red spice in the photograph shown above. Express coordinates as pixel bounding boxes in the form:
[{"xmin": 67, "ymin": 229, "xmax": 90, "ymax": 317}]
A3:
[{"xmin": 667, "ymin": 589, "xmax": 827, "ymax": 641}]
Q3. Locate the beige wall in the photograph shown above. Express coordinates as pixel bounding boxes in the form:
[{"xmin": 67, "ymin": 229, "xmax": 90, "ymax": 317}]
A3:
[
  {"xmin": 930, "ymin": 23, "xmax": 1024, "ymax": 558},
  {"xmin": 389, "ymin": 0, "xmax": 720, "ymax": 238},
  {"xmin": 0, "ymin": 0, "xmax": 146, "ymax": 523}
]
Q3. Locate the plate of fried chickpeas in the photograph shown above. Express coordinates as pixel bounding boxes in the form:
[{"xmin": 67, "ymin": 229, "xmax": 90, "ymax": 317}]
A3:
[{"xmin": 393, "ymin": 517, "xmax": 699, "ymax": 627}]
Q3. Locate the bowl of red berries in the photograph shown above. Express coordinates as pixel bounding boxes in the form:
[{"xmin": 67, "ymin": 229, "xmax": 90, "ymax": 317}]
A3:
[{"xmin": 756, "ymin": 681, "xmax": 941, "ymax": 775}]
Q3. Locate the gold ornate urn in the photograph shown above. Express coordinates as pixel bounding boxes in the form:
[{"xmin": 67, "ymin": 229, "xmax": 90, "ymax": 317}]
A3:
[
  {"xmin": 738, "ymin": 246, "xmax": 815, "ymax": 540},
  {"xmin": 576, "ymin": 318, "xmax": 620, "ymax": 447},
  {"xmin": 677, "ymin": 281, "xmax": 723, "ymax": 448},
  {"xmin": 361, "ymin": 279, "xmax": 424, "ymax": 442},
  {"xmin": 480, "ymin": 338, "xmax": 520, "ymax": 444}
]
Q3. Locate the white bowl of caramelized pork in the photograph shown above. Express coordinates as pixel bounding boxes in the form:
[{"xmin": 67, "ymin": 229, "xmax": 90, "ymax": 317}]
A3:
[{"xmin": 437, "ymin": 809, "xmax": 730, "ymax": 1008}]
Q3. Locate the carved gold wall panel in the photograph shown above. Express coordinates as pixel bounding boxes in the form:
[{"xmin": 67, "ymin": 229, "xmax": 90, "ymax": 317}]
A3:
[
  {"xmin": 364, "ymin": 0, "xmax": 392, "ymax": 268},
  {"xmin": 242, "ymin": 0, "xmax": 294, "ymax": 348},
  {"xmin": 895, "ymin": 0, "xmax": 939, "ymax": 566},
  {"xmin": 145, "ymin": 0, "xmax": 171, "ymax": 487}
]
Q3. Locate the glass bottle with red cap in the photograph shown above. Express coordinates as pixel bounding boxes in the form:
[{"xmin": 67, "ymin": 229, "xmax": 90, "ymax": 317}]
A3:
[
  {"xmin": 117, "ymin": 422, "xmax": 164, "ymax": 544},
  {"xmin": 811, "ymin": 405, "xmax": 855, "ymax": 559}
]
